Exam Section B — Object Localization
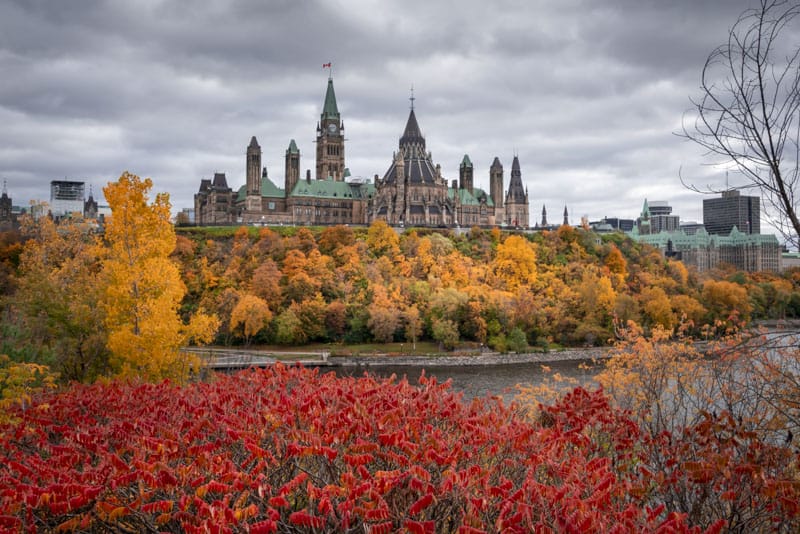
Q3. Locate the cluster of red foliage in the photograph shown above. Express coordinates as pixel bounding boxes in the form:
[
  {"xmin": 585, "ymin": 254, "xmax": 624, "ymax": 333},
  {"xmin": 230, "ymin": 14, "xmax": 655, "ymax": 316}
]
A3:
[{"xmin": 0, "ymin": 365, "xmax": 797, "ymax": 532}]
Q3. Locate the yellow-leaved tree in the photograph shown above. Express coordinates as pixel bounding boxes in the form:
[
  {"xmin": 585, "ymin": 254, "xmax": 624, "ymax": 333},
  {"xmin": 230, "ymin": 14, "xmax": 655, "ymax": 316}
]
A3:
[{"xmin": 101, "ymin": 172, "xmax": 218, "ymax": 382}]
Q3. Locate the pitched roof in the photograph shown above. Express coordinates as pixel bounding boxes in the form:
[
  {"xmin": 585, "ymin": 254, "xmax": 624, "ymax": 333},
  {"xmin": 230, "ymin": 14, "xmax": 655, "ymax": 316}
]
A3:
[
  {"xmin": 400, "ymin": 109, "xmax": 425, "ymax": 149},
  {"xmin": 236, "ymin": 175, "xmax": 285, "ymax": 202},
  {"xmin": 506, "ymin": 156, "xmax": 526, "ymax": 203},
  {"xmin": 248, "ymin": 136, "xmax": 260, "ymax": 149},
  {"xmin": 212, "ymin": 172, "xmax": 229, "ymax": 190},
  {"xmin": 321, "ymin": 78, "xmax": 340, "ymax": 121},
  {"xmin": 448, "ymin": 186, "xmax": 495, "ymax": 207},
  {"xmin": 461, "ymin": 154, "xmax": 473, "ymax": 168},
  {"xmin": 290, "ymin": 178, "xmax": 374, "ymax": 200},
  {"xmin": 490, "ymin": 156, "xmax": 503, "ymax": 170},
  {"xmin": 286, "ymin": 139, "xmax": 299, "ymax": 155}
]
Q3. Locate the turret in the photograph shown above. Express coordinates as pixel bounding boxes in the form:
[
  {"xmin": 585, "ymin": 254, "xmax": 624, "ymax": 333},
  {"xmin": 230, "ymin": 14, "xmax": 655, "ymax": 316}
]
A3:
[
  {"xmin": 489, "ymin": 157, "xmax": 503, "ymax": 209},
  {"xmin": 459, "ymin": 154, "xmax": 474, "ymax": 192},
  {"xmin": 246, "ymin": 136, "xmax": 261, "ymax": 196},
  {"xmin": 285, "ymin": 139, "xmax": 300, "ymax": 196}
]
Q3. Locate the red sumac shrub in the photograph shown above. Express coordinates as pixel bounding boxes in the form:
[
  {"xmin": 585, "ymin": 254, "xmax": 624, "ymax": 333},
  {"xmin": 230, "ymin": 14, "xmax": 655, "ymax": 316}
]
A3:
[{"xmin": 0, "ymin": 364, "xmax": 796, "ymax": 532}]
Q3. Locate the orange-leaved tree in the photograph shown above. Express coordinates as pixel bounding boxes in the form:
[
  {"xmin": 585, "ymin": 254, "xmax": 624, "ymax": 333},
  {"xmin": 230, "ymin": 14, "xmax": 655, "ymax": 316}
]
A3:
[{"xmin": 101, "ymin": 172, "xmax": 218, "ymax": 382}]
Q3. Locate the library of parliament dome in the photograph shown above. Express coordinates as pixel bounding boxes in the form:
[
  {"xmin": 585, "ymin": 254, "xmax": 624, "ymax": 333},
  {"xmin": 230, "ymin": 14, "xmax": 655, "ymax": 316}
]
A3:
[{"xmin": 194, "ymin": 77, "xmax": 530, "ymax": 228}]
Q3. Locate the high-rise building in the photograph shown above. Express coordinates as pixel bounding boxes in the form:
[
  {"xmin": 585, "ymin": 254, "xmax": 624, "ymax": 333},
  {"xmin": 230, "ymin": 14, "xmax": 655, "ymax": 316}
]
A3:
[
  {"xmin": 0, "ymin": 181, "xmax": 12, "ymax": 224},
  {"xmin": 50, "ymin": 180, "xmax": 85, "ymax": 217},
  {"xmin": 637, "ymin": 199, "xmax": 680, "ymax": 234},
  {"xmin": 703, "ymin": 190, "xmax": 760, "ymax": 235}
]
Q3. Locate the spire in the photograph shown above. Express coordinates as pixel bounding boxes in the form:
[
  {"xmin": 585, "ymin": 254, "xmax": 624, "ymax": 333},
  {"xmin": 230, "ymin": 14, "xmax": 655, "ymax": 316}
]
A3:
[
  {"xmin": 542, "ymin": 204, "xmax": 548, "ymax": 226},
  {"xmin": 410, "ymin": 85, "xmax": 415, "ymax": 110},
  {"xmin": 460, "ymin": 154, "xmax": 473, "ymax": 168},
  {"xmin": 641, "ymin": 198, "xmax": 650, "ymax": 219},
  {"xmin": 400, "ymin": 108, "xmax": 425, "ymax": 150},
  {"xmin": 321, "ymin": 77, "xmax": 340, "ymax": 121},
  {"xmin": 248, "ymin": 136, "xmax": 260, "ymax": 149},
  {"xmin": 490, "ymin": 156, "xmax": 503, "ymax": 170},
  {"xmin": 1, "ymin": 180, "xmax": 6, "ymax": 196},
  {"xmin": 506, "ymin": 155, "xmax": 525, "ymax": 203},
  {"xmin": 563, "ymin": 206, "xmax": 569, "ymax": 226},
  {"xmin": 287, "ymin": 139, "xmax": 299, "ymax": 154}
]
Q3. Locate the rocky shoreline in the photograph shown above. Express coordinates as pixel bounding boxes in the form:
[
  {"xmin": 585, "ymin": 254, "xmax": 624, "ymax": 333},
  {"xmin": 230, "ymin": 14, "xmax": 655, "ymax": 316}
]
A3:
[
  {"xmin": 190, "ymin": 346, "xmax": 611, "ymax": 370},
  {"xmin": 325, "ymin": 348, "xmax": 610, "ymax": 367}
]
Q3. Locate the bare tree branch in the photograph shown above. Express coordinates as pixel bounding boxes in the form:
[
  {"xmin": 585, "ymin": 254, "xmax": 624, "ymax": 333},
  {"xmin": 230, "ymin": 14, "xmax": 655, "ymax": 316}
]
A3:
[{"xmin": 681, "ymin": 0, "xmax": 800, "ymax": 248}]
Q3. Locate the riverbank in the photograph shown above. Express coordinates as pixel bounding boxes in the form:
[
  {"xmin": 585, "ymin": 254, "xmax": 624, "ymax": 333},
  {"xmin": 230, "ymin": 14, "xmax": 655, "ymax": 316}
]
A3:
[{"xmin": 326, "ymin": 347, "xmax": 609, "ymax": 367}]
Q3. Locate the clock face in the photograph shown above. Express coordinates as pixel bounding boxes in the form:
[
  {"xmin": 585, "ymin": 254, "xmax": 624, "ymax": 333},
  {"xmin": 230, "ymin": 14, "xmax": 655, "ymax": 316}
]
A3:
[{"xmin": 327, "ymin": 123, "xmax": 338, "ymax": 134}]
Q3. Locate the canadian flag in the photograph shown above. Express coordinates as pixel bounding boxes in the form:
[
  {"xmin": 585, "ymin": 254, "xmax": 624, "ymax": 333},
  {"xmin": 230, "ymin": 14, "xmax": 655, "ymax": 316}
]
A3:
[{"xmin": 322, "ymin": 62, "xmax": 332, "ymax": 68}]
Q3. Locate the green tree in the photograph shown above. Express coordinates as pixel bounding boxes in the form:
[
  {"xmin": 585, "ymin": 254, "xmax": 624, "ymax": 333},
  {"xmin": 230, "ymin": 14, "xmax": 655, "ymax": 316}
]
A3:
[{"xmin": 13, "ymin": 216, "xmax": 107, "ymax": 382}]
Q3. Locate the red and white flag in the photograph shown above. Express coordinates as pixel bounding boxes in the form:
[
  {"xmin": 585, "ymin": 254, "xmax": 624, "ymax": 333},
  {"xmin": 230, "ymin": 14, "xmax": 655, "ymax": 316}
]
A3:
[{"xmin": 322, "ymin": 62, "xmax": 331, "ymax": 68}]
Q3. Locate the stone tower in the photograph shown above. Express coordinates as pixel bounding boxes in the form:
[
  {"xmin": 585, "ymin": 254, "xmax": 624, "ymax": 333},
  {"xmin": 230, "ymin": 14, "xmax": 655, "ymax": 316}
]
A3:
[
  {"xmin": 541, "ymin": 204, "xmax": 547, "ymax": 227},
  {"xmin": 245, "ymin": 136, "xmax": 262, "ymax": 212},
  {"xmin": 285, "ymin": 139, "xmax": 300, "ymax": 195},
  {"xmin": 316, "ymin": 77, "xmax": 345, "ymax": 180},
  {"xmin": 504, "ymin": 156, "xmax": 529, "ymax": 227},
  {"xmin": 0, "ymin": 181, "xmax": 11, "ymax": 222},
  {"xmin": 459, "ymin": 154, "xmax": 474, "ymax": 193},
  {"xmin": 489, "ymin": 157, "xmax": 504, "ymax": 210}
]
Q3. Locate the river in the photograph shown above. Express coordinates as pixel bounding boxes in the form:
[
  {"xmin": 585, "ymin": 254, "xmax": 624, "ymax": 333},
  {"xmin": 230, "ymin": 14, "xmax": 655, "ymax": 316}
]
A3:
[{"xmin": 333, "ymin": 358, "xmax": 602, "ymax": 403}]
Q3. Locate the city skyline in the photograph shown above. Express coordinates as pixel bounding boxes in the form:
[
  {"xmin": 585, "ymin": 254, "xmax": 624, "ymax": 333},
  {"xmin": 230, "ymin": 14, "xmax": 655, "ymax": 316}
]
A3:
[{"xmin": 0, "ymin": 0, "xmax": 789, "ymax": 228}]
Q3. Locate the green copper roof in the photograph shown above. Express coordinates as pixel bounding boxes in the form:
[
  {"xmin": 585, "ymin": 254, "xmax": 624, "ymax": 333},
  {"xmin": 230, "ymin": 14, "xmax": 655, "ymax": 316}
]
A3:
[
  {"xmin": 290, "ymin": 178, "xmax": 374, "ymax": 200},
  {"xmin": 461, "ymin": 154, "xmax": 473, "ymax": 168},
  {"xmin": 447, "ymin": 186, "xmax": 494, "ymax": 207},
  {"xmin": 236, "ymin": 176, "xmax": 285, "ymax": 202},
  {"xmin": 630, "ymin": 227, "xmax": 779, "ymax": 248},
  {"xmin": 286, "ymin": 139, "xmax": 299, "ymax": 154},
  {"xmin": 321, "ymin": 78, "xmax": 340, "ymax": 121}
]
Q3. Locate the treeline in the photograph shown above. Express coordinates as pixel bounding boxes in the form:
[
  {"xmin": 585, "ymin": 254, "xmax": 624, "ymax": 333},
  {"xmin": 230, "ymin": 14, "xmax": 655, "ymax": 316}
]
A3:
[
  {"xmin": 171, "ymin": 221, "xmax": 799, "ymax": 349},
  {"xmin": 3, "ymin": 195, "xmax": 800, "ymax": 384}
]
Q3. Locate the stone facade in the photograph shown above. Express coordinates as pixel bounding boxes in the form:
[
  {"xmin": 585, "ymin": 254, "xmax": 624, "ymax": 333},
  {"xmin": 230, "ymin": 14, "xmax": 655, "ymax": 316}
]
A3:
[
  {"xmin": 632, "ymin": 227, "xmax": 781, "ymax": 273},
  {"xmin": 194, "ymin": 78, "xmax": 531, "ymax": 228}
]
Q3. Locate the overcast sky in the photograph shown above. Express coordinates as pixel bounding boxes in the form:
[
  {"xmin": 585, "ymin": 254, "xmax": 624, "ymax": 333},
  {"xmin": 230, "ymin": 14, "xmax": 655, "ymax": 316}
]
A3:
[{"xmin": 0, "ymin": 0, "xmax": 783, "ymax": 228}]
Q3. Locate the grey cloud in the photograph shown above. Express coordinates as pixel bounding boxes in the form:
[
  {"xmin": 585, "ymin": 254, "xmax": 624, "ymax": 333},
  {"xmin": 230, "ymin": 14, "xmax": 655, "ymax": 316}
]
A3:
[{"xmin": 0, "ymin": 0, "xmax": 774, "ymax": 231}]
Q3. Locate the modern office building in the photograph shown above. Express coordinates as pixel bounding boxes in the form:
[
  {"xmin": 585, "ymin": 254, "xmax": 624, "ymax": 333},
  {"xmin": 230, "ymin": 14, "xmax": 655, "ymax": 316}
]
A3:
[
  {"xmin": 637, "ymin": 199, "xmax": 680, "ymax": 235},
  {"xmin": 703, "ymin": 190, "xmax": 760, "ymax": 235},
  {"xmin": 50, "ymin": 180, "xmax": 85, "ymax": 218}
]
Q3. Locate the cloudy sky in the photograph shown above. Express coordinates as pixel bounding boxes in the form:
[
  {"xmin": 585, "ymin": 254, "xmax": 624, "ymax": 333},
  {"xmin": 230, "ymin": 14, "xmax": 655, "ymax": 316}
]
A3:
[{"xmin": 0, "ymin": 0, "xmax": 780, "ymax": 228}]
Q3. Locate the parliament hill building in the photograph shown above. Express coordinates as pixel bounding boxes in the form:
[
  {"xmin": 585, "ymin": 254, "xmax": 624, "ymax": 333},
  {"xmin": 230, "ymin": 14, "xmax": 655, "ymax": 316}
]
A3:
[{"xmin": 194, "ymin": 78, "xmax": 529, "ymax": 228}]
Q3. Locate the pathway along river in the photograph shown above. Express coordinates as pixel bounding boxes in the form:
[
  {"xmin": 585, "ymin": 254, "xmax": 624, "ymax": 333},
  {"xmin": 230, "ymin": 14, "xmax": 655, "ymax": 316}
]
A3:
[{"xmin": 334, "ymin": 357, "xmax": 602, "ymax": 403}]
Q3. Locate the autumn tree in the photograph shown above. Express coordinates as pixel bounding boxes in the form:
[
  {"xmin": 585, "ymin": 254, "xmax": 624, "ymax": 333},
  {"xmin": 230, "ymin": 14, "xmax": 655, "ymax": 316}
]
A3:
[
  {"xmin": 12, "ymin": 216, "xmax": 107, "ymax": 382},
  {"xmin": 700, "ymin": 279, "xmax": 752, "ymax": 325},
  {"xmin": 101, "ymin": 172, "xmax": 217, "ymax": 382},
  {"xmin": 490, "ymin": 234, "xmax": 537, "ymax": 291},
  {"xmin": 367, "ymin": 285, "xmax": 402, "ymax": 343},
  {"xmin": 229, "ymin": 293, "xmax": 272, "ymax": 345},
  {"xmin": 366, "ymin": 219, "xmax": 401, "ymax": 259}
]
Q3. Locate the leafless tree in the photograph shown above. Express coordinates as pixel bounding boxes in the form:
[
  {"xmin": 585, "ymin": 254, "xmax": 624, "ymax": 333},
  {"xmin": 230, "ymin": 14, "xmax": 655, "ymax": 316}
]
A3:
[{"xmin": 683, "ymin": 0, "xmax": 800, "ymax": 248}]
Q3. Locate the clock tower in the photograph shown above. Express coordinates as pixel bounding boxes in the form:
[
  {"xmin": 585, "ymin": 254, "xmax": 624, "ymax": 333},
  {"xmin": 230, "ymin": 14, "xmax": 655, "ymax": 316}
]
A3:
[{"xmin": 316, "ymin": 76, "xmax": 345, "ymax": 181}]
